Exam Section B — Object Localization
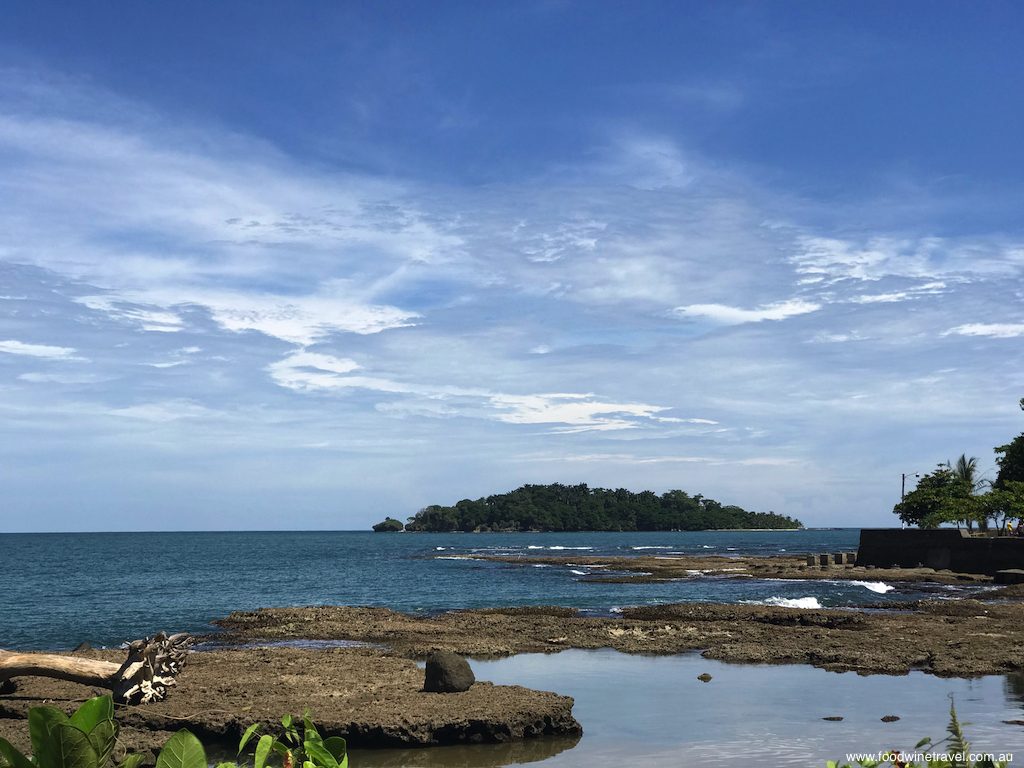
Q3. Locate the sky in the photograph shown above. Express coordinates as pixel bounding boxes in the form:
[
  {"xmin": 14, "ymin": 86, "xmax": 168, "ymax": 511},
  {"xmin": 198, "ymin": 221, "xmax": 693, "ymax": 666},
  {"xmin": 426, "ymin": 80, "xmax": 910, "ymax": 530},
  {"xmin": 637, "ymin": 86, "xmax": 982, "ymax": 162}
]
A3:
[{"xmin": 1, "ymin": 1, "xmax": 1022, "ymax": 531}]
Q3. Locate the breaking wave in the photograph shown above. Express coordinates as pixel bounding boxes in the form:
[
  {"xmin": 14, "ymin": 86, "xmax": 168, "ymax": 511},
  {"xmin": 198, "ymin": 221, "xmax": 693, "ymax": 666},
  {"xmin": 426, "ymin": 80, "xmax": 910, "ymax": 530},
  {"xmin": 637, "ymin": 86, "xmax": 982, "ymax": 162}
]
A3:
[
  {"xmin": 851, "ymin": 581, "xmax": 895, "ymax": 594},
  {"xmin": 743, "ymin": 596, "xmax": 823, "ymax": 609}
]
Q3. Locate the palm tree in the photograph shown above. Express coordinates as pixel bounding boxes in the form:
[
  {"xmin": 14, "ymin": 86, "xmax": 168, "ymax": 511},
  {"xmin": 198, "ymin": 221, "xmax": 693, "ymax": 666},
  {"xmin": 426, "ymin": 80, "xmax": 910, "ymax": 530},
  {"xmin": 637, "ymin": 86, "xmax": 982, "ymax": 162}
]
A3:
[
  {"xmin": 949, "ymin": 454, "xmax": 983, "ymax": 530},
  {"xmin": 953, "ymin": 454, "xmax": 980, "ymax": 491}
]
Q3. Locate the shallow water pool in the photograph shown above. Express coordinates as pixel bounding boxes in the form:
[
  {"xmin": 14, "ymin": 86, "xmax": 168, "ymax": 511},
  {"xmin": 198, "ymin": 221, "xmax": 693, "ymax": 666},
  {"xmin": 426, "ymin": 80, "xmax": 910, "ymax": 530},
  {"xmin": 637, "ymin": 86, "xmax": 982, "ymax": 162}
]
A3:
[{"xmin": 350, "ymin": 649, "xmax": 1024, "ymax": 767}]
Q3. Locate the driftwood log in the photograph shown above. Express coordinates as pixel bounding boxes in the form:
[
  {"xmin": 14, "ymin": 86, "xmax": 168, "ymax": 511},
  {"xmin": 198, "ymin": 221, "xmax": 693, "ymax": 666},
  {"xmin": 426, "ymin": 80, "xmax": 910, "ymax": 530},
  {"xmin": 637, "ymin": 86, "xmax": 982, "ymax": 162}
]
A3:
[{"xmin": 0, "ymin": 632, "xmax": 192, "ymax": 704}]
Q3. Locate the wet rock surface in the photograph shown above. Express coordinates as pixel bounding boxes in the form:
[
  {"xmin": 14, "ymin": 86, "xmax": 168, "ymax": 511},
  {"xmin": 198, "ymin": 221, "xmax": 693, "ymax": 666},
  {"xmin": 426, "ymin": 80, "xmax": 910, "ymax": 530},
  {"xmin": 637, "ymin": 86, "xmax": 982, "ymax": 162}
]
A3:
[
  {"xmin": 216, "ymin": 597, "xmax": 1024, "ymax": 677},
  {"xmin": 0, "ymin": 646, "xmax": 580, "ymax": 753}
]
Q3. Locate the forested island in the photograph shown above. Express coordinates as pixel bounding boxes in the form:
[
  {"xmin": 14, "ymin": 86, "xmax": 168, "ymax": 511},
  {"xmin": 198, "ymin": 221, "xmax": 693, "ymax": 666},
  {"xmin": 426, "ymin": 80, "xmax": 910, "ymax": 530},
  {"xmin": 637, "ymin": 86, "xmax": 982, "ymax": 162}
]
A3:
[{"xmin": 374, "ymin": 483, "xmax": 802, "ymax": 532}]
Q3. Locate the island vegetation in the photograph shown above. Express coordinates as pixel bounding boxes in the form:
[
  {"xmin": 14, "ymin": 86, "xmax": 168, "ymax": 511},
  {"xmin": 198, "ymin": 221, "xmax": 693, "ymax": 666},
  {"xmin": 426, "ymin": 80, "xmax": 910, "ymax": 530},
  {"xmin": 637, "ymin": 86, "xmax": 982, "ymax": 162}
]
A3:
[
  {"xmin": 378, "ymin": 483, "xmax": 802, "ymax": 532},
  {"xmin": 894, "ymin": 397, "xmax": 1024, "ymax": 529}
]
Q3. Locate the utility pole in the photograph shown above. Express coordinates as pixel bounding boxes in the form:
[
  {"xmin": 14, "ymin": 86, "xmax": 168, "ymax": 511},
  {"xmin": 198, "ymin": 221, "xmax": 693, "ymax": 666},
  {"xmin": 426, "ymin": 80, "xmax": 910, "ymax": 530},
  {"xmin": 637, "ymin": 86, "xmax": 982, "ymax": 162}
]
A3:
[{"xmin": 901, "ymin": 472, "xmax": 920, "ymax": 501}]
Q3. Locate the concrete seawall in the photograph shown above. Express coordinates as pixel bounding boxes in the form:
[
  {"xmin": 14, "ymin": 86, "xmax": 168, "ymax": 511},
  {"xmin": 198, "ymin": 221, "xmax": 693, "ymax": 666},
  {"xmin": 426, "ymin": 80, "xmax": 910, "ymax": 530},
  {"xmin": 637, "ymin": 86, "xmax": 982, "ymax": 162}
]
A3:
[{"xmin": 857, "ymin": 528, "xmax": 1024, "ymax": 574}]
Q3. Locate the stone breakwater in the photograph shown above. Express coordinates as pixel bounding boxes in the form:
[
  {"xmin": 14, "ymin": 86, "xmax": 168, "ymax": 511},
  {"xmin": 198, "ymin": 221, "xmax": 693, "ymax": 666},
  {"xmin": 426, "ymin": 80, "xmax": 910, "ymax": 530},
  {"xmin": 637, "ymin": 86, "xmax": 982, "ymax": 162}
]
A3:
[
  {"xmin": 0, "ymin": 646, "xmax": 581, "ymax": 756},
  {"xmin": 451, "ymin": 552, "xmax": 995, "ymax": 585}
]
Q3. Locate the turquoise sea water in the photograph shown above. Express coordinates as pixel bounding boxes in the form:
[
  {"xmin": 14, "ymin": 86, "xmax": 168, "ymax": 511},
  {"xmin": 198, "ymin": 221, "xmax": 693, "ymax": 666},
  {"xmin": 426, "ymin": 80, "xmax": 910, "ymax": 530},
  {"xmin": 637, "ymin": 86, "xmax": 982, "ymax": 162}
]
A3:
[{"xmin": 0, "ymin": 528, "xmax": 977, "ymax": 650}]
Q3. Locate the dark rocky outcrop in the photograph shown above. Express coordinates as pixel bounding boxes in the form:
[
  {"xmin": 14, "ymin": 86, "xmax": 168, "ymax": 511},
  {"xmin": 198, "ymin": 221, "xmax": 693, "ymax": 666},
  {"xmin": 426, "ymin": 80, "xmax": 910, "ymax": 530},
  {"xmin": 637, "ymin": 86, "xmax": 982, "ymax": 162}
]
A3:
[
  {"xmin": 0, "ymin": 646, "xmax": 579, "ymax": 752},
  {"xmin": 423, "ymin": 651, "xmax": 475, "ymax": 693}
]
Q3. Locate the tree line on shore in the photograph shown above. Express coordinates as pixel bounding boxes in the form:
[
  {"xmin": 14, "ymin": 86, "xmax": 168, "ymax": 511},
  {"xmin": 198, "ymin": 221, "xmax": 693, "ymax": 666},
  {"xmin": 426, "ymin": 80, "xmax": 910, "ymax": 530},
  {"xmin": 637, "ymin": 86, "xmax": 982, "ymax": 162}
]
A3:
[
  {"xmin": 374, "ymin": 483, "xmax": 802, "ymax": 532},
  {"xmin": 894, "ymin": 398, "xmax": 1024, "ymax": 530}
]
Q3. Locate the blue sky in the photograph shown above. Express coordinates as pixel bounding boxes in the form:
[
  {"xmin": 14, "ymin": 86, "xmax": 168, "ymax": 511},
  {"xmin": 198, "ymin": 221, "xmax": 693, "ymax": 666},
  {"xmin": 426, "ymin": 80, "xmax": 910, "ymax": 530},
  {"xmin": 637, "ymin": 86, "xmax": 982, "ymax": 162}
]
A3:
[{"xmin": 1, "ymin": 2, "xmax": 1022, "ymax": 531}]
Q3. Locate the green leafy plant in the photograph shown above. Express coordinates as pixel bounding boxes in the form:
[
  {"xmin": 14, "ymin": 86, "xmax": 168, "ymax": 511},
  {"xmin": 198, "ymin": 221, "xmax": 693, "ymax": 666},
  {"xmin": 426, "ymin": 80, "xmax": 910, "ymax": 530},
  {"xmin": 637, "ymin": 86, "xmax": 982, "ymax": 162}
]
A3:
[
  {"xmin": 0, "ymin": 697, "xmax": 347, "ymax": 768},
  {"xmin": 236, "ymin": 713, "xmax": 347, "ymax": 768},
  {"xmin": 0, "ymin": 695, "xmax": 127, "ymax": 768},
  {"xmin": 827, "ymin": 700, "xmax": 1008, "ymax": 768}
]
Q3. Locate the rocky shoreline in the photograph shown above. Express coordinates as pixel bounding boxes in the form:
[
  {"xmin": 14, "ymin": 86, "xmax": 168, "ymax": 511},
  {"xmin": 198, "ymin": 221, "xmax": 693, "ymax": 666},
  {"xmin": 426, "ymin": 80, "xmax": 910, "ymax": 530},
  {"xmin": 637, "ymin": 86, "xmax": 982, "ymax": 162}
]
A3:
[
  {"xmin": 0, "ymin": 645, "xmax": 580, "ymax": 758},
  {"xmin": 215, "ymin": 596, "xmax": 1024, "ymax": 677},
  {"xmin": 4, "ymin": 553, "xmax": 1024, "ymax": 758}
]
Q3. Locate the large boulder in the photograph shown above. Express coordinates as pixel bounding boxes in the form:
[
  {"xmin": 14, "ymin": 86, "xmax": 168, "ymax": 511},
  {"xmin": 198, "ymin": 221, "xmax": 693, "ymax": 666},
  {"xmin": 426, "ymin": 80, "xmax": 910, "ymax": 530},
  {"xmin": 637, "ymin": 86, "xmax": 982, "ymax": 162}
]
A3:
[{"xmin": 423, "ymin": 651, "xmax": 475, "ymax": 693}]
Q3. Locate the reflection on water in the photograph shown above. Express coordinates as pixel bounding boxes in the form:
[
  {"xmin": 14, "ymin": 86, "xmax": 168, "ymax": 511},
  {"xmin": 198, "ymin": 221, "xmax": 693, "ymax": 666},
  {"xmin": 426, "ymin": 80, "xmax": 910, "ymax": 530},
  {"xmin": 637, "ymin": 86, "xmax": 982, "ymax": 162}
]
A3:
[
  {"xmin": 356, "ymin": 650, "xmax": 1024, "ymax": 768},
  {"xmin": 349, "ymin": 736, "xmax": 581, "ymax": 767},
  {"xmin": 1005, "ymin": 672, "xmax": 1024, "ymax": 707}
]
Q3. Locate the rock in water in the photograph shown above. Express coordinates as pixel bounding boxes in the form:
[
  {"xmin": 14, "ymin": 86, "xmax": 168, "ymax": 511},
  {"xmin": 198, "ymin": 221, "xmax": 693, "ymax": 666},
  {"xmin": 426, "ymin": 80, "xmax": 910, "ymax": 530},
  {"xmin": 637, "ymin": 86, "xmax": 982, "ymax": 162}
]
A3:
[
  {"xmin": 423, "ymin": 651, "xmax": 475, "ymax": 692},
  {"xmin": 881, "ymin": 714, "xmax": 900, "ymax": 722},
  {"xmin": 697, "ymin": 673, "xmax": 712, "ymax": 682}
]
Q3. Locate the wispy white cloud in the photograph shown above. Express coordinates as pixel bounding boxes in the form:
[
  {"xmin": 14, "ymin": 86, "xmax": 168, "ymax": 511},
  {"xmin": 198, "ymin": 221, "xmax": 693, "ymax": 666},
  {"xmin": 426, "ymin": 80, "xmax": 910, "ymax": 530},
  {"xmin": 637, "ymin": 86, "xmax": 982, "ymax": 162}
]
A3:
[
  {"xmin": 198, "ymin": 289, "xmax": 418, "ymax": 345},
  {"xmin": 267, "ymin": 350, "xmax": 363, "ymax": 392},
  {"xmin": 488, "ymin": 393, "xmax": 668, "ymax": 432},
  {"xmin": 106, "ymin": 400, "xmax": 223, "ymax": 422},
  {"xmin": 0, "ymin": 340, "xmax": 82, "ymax": 360},
  {"xmin": 18, "ymin": 372, "xmax": 106, "ymax": 384},
  {"xmin": 266, "ymin": 349, "xmax": 674, "ymax": 432},
  {"xmin": 943, "ymin": 323, "xmax": 1024, "ymax": 339},
  {"xmin": 76, "ymin": 296, "xmax": 183, "ymax": 333},
  {"xmin": 807, "ymin": 331, "xmax": 867, "ymax": 344},
  {"xmin": 672, "ymin": 299, "xmax": 820, "ymax": 325},
  {"xmin": 519, "ymin": 452, "xmax": 801, "ymax": 467}
]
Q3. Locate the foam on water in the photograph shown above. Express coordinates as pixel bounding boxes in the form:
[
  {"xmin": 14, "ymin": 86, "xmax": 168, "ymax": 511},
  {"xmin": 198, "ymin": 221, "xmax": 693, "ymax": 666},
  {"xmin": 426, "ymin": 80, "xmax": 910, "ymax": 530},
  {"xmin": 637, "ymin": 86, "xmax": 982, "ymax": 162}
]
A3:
[
  {"xmin": 850, "ymin": 580, "xmax": 895, "ymax": 594},
  {"xmin": 744, "ymin": 596, "xmax": 824, "ymax": 609}
]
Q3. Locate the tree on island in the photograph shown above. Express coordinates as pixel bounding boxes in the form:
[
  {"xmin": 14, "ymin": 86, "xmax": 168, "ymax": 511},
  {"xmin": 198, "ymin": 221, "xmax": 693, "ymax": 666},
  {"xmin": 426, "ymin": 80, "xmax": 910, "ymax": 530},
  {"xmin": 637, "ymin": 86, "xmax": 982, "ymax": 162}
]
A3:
[
  {"xmin": 399, "ymin": 483, "xmax": 802, "ymax": 532},
  {"xmin": 372, "ymin": 517, "xmax": 405, "ymax": 532}
]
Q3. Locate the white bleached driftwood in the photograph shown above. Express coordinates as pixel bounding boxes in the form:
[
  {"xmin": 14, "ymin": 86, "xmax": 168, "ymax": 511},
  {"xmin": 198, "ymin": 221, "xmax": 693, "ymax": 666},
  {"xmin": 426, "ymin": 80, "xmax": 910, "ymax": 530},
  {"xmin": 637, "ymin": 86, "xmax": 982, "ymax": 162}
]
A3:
[{"xmin": 0, "ymin": 632, "xmax": 192, "ymax": 704}]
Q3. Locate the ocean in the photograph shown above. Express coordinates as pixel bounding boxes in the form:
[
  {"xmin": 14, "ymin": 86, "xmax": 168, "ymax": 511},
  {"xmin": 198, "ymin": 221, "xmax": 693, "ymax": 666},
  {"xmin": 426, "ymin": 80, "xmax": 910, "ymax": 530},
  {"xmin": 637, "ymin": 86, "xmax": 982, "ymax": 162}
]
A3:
[
  {"xmin": 0, "ymin": 527, "xmax": 959, "ymax": 650},
  {"xmin": 4, "ymin": 528, "xmax": 1024, "ymax": 766}
]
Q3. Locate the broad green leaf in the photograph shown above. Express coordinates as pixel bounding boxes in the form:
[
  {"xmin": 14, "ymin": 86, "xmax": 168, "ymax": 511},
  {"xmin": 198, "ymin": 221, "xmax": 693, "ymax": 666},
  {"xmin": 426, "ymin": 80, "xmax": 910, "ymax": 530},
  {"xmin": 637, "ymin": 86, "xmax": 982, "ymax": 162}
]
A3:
[
  {"xmin": 301, "ymin": 716, "xmax": 319, "ymax": 745},
  {"xmin": 86, "ymin": 720, "xmax": 118, "ymax": 767},
  {"xmin": 29, "ymin": 706, "xmax": 68, "ymax": 764},
  {"xmin": 155, "ymin": 730, "xmax": 206, "ymax": 768},
  {"xmin": 280, "ymin": 715, "xmax": 292, "ymax": 730},
  {"xmin": 269, "ymin": 743, "xmax": 290, "ymax": 758},
  {"xmin": 214, "ymin": 763, "xmax": 239, "ymax": 768},
  {"xmin": 69, "ymin": 698, "xmax": 113, "ymax": 735},
  {"xmin": 321, "ymin": 738, "xmax": 346, "ymax": 764},
  {"xmin": 237, "ymin": 724, "xmax": 261, "ymax": 755},
  {"xmin": 0, "ymin": 738, "xmax": 34, "ymax": 768},
  {"xmin": 253, "ymin": 735, "xmax": 273, "ymax": 768},
  {"xmin": 51, "ymin": 724, "xmax": 99, "ymax": 768},
  {"xmin": 300, "ymin": 743, "xmax": 335, "ymax": 768},
  {"xmin": 118, "ymin": 754, "xmax": 144, "ymax": 768},
  {"xmin": 915, "ymin": 737, "xmax": 932, "ymax": 749},
  {"xmin": 302, "ymin": 762, "xmax": 315, "ymax": 768}
]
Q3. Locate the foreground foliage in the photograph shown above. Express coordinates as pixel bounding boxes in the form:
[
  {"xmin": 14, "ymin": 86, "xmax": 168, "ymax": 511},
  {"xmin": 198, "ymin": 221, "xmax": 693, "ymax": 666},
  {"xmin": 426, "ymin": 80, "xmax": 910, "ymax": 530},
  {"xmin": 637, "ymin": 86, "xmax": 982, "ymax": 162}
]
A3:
[
  {"xmin": 404, "ymin": 482, "xmax": 802, "ymax": 532},
  {"xmin": 829, "ymin": 701, "xmax": 1009, "ymax": 768},
  {"xmin": 0, "ymin": 696, "xmax": 347, "ymax": 768}
]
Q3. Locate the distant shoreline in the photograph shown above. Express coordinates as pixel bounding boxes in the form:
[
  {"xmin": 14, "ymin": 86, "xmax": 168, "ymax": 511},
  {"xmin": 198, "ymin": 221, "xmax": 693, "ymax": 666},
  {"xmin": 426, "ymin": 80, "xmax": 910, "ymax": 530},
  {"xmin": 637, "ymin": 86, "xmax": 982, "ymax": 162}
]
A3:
[{"xmin": 381, "ymin": 526, "xmax": 805, "ymax": 533}]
